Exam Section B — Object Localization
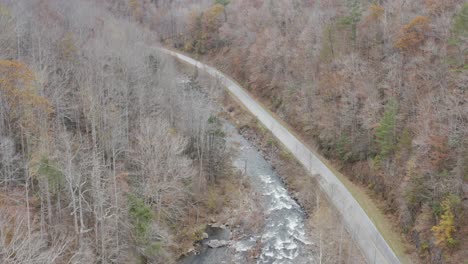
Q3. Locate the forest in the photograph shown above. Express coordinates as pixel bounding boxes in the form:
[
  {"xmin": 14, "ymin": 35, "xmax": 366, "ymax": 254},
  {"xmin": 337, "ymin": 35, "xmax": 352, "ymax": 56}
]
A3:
[
  {"xmin": 146, "ymin": 0, "xmax": 467, "ymax": 263},
  {"xmin": 0, "ymin": 0, "xmax": 467, "ymax": 263},
  {"xmin": 0, "ymin": 0, "xmax": 248, "ymax": 263}
]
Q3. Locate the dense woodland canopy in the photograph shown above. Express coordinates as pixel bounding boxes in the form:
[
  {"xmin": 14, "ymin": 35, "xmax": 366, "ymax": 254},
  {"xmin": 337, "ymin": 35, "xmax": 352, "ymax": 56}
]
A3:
[
  {"xmin": 142, "ymin": 0, "xmax": 467, "ymax": 263},
  {"xmin": 0, "ymin": 0, "xmax": 236, "ymax": 263},
  {"xmin": 0, "ymin": 0, "xmax": 467, "ymax": 263}
]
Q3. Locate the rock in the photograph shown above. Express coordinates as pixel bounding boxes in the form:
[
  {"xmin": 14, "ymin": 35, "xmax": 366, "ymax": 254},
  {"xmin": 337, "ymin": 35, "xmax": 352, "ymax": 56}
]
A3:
[
  {"xmin": 211, "ymin": 222, "xmax": 228, "ymax": 229},
  {"xmin": 186, "ymin": 246, "xmax": 195, "ymax": 255},
  {"xmin": 202, "ymin": 232, "xmax": 209, "ymax": 239},
  {"xmin": 210, "ymin": 217, "xmax": 216, "ymax": 223},
  {"xmin": 206, "ymin": 239, "xmax": 231, "ymax": 248}
]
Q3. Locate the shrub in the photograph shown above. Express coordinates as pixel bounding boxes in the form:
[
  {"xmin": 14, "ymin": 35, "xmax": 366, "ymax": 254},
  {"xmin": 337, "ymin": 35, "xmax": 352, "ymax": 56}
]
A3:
[
  {"xmin": 395, "ymin": 16, "xmax": 430, "ymax": 51},
  {"xmin": 431, "ymin": 195, "xmax": 460, "ymax": 248},
  {"xmin": 128, "ymin": 195, "xmax": 154, "ymax": 243},
  {"xmin": 336, "ymin": 134, "xmax": 352, "ymax": 162},
  {"xmin": 375, "ymin": 100, "xmax": 398, "ymax": 159}
]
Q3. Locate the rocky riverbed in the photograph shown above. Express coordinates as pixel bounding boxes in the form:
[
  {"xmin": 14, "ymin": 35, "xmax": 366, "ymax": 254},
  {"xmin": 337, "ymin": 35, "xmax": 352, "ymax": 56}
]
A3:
[{"xmin": 180, "ymin": 122, "xmax": 316, "ymax": 264}]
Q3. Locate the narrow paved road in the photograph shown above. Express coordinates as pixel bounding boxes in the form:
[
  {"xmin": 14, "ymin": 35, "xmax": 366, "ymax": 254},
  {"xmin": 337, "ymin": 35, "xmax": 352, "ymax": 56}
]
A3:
[{"xmin": 159, "ymin": 48, "xmax": 401, "ymax": 264}]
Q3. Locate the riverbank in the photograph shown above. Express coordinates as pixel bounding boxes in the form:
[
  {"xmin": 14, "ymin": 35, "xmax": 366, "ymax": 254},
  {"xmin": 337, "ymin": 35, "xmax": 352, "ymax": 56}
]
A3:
[
  {"xmin": 161, "ymin": 47, "xmax": 416, "ymax": 263},
  {"xmin": 220, "ymin": 93, "xmax": 365, "ymax": 263},
  {"xmin": 177, "ymin": 66, "xmax": 364, "ymax": 263}
]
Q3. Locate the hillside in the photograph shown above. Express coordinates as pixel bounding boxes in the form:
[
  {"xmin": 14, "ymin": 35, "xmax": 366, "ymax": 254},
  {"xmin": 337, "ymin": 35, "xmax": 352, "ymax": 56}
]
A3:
[
  {"xmin": 0, "ymin": 0, "xmax": 255, "ymax": 262},
  {"xmin": 145, "ymin": 0, "xmax": 467, "ymax": 263},
  {"xmin": 0, "ymin": 0, "xmax": 466, "ymax": 263}
]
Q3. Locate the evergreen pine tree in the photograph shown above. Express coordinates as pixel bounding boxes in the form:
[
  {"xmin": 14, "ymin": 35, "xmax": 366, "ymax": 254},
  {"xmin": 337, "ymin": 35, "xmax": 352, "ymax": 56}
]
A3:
[{"xmin": 375, "ymin": 100, "xmax": 398, "ymax": 159}]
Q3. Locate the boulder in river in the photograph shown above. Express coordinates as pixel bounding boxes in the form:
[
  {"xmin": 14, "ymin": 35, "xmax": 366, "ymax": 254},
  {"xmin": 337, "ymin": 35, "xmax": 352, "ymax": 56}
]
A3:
[
  {"xmin": 206, "ymin": 239, "xmax": 231, "ymax": 248},
  {"xmin": 186, "ymin": 246, "xmax": 196, "ymax": 255}
]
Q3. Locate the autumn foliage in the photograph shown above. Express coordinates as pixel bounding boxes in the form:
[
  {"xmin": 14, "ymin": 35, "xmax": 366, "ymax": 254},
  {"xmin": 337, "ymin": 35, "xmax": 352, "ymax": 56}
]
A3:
[
  {"xmin": 1, "ymin": 1, "xmax": 244, "ymax": 262},
  {"xmin": 185, "ymin": 4, "xmax": 225, "ymax": 54},
  {"xmin": 0, "ymin": 60, "xmax": 52, "ymax": 135},
  {"xmin": 395, "ymin": 16, "xmax": 430, "ymax": 51},
  {"xmin": 155, "ymin": 0, "xmax": 468, "ymax": 262},
  {"xmin": 431, "ymin": 197, "xmax": 458, "ymax": 248},
  {"xmin": 364, "ymin": 4, "xmax": 384, "ymax": 25}
]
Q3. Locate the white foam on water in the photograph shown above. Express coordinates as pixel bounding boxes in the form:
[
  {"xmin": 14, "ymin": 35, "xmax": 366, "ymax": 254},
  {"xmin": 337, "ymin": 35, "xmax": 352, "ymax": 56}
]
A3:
[
  {"xmin": 269, "ymin": 199, "xmax": 294, "ymax": 211},
  {"xmin": 286, "ymin": 216, "xmax": 299, "ymax": 230},
  {"xmin": 234, "ymin": 238, "xmax": 256, "ymax": 252},
  {"xmin": 257, "ymin": 177, "xmax": 312, "ymax": 263},
  {"xmin": 223, "ymin": 123, "xmax": 314, "ymax": 264},
  {"xmin": 259, "ymin": 174, "xmax": 274, "ymax": 184},
  {"xmin": 285, "ymin": 243, "xmax": 298, "ymax": 251},
  {"xmin": 263, "ymin": 250, "xmax": 275, "ymax": 258}
]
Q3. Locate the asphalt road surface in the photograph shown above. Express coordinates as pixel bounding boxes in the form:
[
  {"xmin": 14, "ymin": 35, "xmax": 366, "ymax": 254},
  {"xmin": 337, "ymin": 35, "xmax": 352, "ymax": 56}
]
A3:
[{"xmin": 159, "ymin": 47, "xmax": 401, "ymax": 264}]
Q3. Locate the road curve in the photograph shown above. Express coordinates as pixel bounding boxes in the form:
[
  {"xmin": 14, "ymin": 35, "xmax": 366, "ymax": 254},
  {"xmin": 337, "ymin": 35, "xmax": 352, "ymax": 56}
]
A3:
[{"xmin": 158, "ymin": 47, "xmax": 401, "ymax": 264}]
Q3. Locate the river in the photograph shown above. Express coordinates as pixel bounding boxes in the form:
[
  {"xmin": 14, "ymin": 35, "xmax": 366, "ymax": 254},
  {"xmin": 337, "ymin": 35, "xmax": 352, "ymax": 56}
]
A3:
[{"xmin": 182, "ymin": 121, "xmax": 316, "ymax": 264}]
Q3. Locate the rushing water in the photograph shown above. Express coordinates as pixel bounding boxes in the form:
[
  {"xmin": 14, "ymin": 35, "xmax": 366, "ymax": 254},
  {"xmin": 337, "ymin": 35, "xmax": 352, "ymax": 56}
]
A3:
[
  {"xmin": 177, "ymin": 73, "xmax": 315, "ymax": 263},
  {"xmin": 181, "ymin": 121, "xmax": 315, "ymax": 264},
  {"xmin": 224, "ymin": 123, "xmax": 315, "ymax": 264}
]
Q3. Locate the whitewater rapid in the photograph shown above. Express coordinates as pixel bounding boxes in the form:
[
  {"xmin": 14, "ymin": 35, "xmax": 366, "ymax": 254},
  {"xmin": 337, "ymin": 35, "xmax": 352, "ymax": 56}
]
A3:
[{"xmin": 225, "ymin": 123, "xmax": 315, "ymax": 264}]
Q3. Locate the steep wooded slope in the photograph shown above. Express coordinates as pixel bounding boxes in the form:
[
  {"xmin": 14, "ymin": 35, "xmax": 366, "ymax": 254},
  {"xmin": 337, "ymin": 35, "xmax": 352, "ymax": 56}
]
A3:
[{"xmin": 143, "ymin": 0, "xmax": 467, "ymax": 262}]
